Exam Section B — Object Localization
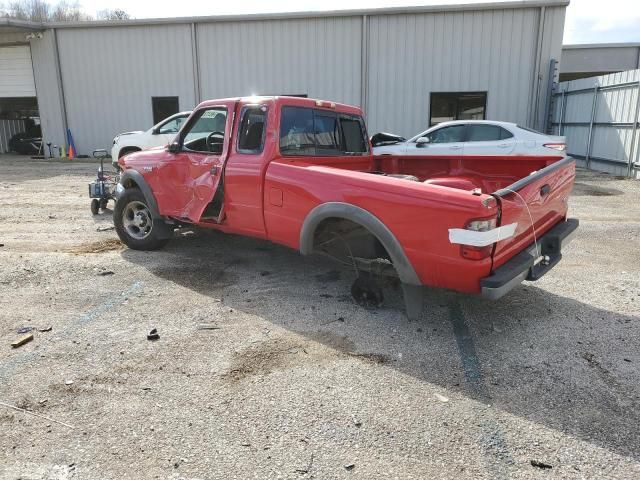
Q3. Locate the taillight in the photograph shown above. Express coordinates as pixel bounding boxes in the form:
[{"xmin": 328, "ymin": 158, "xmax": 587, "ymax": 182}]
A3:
[
  {"xmin": 543, "ymin": 143, "xmax": 566, "ymax": 152},
  {"xmin": 460, "ymin": 217, "xmax": 496, "ymax": 260}
]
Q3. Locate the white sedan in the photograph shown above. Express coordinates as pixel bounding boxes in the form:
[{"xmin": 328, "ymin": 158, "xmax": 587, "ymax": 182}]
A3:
[
  {"xmin": 372, "ymin": 120, "xmax": 566, "ymax": 158},
  {"xmin": 111, "ymin": 111, "xmax": 191, "ymax": 167}
]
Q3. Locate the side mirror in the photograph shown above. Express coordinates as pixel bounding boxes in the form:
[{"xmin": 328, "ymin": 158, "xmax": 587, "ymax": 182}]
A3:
[
  {"xmin": 167, "ymin": 141, "xmax": 181, "ymax": 153},
  {"xmin": 416, "ymin": 137, "xmax": 430, "ymax": 148}
]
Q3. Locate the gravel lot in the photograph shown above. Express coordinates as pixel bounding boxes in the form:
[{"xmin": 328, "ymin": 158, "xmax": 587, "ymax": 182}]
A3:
[{"xmin": 0, "ymin": 155, "xmax": 638, "ymax": 480}]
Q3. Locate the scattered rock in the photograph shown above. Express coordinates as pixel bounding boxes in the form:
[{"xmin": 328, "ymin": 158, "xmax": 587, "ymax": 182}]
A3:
[
  {"xmin": 531, "ymin": 460, "xmax": 553, "ymax": 469},
  {"xmin": 64, "ymin": 380, "xmax": 74, "ymax": 386},
  {"xmin": 344, "ymin": 464, "xmax": 355, "ymax": 471},
  {"xmin": 96, "ymin": 225, "xmax": 115, "ymax": 232},
  {"xmin": 17, "ymin": 326, "xmax": 34, "ymax": 334},
  {"xmin": 97, "ymin": 270, "xmax": 115, "ymax": 276},
  {"xmin": 37, "ymin": 326, "xmax": 52, "ymax": 332},
  {"xmin": 147, "ymin": 328, "xmax": 160, "ymax": 341},
  {"xmin": 11, "ymin": 334, "xmax": 34, "ymax": 348},
  {"xmin": 434, "ymin": 393, "xmax": 450, "ymax": 403}
]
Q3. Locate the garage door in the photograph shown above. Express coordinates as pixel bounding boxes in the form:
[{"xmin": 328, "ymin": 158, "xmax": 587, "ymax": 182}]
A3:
[{"xmin": 0, "ymin": 45, "xmax": 36, "ymax": 97}]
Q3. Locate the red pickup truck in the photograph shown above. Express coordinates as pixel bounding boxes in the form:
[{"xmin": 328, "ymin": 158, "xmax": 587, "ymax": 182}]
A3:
[{"xmin": 114, "ymin": 96, "xmax": 578, "ymax": 318}]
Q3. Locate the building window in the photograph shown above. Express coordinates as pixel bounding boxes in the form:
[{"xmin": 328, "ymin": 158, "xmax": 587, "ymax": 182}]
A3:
[
  {"xmin": 152, "ymin": 96, "xmax": 179, "ymax": 125},
  {"xmin": 429, "ymin": 92, "xmax": 487, "ymax": 126}
]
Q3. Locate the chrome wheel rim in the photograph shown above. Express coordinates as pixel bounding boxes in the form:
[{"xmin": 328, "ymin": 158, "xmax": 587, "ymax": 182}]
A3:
[{"xmin": 122, "ymin": 201, "xmax": 153, "ymax": 240}]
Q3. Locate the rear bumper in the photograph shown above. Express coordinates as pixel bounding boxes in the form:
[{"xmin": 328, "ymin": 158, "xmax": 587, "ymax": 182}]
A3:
[{"xmin": 480, "ymin": 218, "xmax": 579, "ymax": 300}]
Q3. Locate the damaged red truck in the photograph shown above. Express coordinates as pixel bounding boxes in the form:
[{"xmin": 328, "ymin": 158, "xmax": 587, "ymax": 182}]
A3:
[{"xmin": 114, "ymin": 96, "xmax": 578, "ymax": 318}]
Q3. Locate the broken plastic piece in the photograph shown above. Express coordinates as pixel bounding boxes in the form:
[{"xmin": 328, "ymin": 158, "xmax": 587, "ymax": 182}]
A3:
[{"xmin": 147, "ymin": 328, "xmax": 160, "ymax": 341}]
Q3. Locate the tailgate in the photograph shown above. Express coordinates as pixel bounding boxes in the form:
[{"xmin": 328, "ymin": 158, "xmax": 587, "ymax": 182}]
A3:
[{"xmin": 491, "ymin": 157, "xmax": 576, "ymax": 269}]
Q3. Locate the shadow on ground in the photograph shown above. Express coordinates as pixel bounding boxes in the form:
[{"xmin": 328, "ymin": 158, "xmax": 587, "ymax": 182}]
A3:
[{"xmin": 122, "ymin": 227, "xmax": 640, "ymax": 462}]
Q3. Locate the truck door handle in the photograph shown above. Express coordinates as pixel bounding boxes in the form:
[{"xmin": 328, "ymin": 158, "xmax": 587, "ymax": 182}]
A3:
[
  {"xmin": 450, "ymin": 145, "xmax": 462, "ymax": 150},
  {"xmin": 210, "ymin": 165, "xmax": 220, "ymax": 175},
  {"xmin": 540, "ymin": 184, "xmax": 551, "ymax": 197},
  {"xmin": 498, "ymin": 143, "xmax": 509, "ymax": 148}
]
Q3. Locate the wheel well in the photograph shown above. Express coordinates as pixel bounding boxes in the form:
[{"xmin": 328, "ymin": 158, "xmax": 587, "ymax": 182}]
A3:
[
  {"xmin": 121, "ymin": 177, "xmax": 139, "ymax": 189},
  {"xmin": 118, "ymin": 146, "xmax": 141, "ymax": 158},
  {"xmin": 311, "ymin": 217, "xmax": 398, "ymax": 278}
]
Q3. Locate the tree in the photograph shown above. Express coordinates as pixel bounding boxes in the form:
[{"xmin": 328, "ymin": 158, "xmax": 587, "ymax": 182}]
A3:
[
  {"xmin": 0, "ymin": 1, "xmax": 129, "ymax": 22},
  {"xmin": 97, "ymin": 8, "xmax": 130, "ymax": 21}
]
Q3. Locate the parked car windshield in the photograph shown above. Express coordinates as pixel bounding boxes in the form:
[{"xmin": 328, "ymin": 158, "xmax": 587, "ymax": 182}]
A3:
[{"xmin": 158, "ymin": 116, "xmax": 186, "ymax": 135}]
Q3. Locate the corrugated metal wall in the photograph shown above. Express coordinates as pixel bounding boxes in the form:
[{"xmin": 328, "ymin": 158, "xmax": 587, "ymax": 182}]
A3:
[
  {"xmin": 0, "ymin": 119, "xmax": 25, "ymax": 153},
  {"xmin": 367, "ymin": 8, "xmax": 541, "ymax": 136},
  {"xmin": 27, "ymin": 3, "xmax": 566, "ymax": 154},
  {"xmin": 29, "ymin": 30, "xmax": 66, "ymax": 149},
  {"xmin": 55, "ymin": 24, "xmax": 197, "ymax": 154},
  {"xmin": 197, "ymin": 17, "xmax": 362, "ymax": 106},
  {"xmin": 551, "ymin": 69, "xmax": 640, "ymax": 178},
  {"xmin": 0, "ymin": 45, "xmax": 36, "ymax": 97}
]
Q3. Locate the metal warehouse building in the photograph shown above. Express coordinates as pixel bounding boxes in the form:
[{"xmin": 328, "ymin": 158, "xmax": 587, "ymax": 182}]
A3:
[{"xmin": 0, "ymin": 0, "xmax": 567, "ymax": 155}]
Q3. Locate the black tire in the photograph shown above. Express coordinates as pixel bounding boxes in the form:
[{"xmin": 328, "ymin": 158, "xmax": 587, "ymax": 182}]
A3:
[
  {"xmin": 99, "ymin": 198, "xmax": 108, "ymax": 210},
  {"xmin": 90, "ymin": 198, "xmax": 100, "ymax": 215},
  {"xmin": 113, "ymin": 188, "xmax": 171, "ymax": 250}
]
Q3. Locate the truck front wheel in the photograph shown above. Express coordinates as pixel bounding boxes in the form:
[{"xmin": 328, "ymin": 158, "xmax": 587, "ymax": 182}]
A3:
[{"xmin": 114, "ymin": 188, "xmax": 170, "ymax": 250}]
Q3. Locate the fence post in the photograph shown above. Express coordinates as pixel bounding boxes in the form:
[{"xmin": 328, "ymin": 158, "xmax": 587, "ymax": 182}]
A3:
[
  {"xmin": 627, "ymin": 80, "xmax": 640, "ymax": 177},
  {"xmin": 558, "ymin": 88, "xmax": 566, "ymax": 135},
  {"xmin": 585, "ymin": 84, "xmax": 599, "ymax": 169}
]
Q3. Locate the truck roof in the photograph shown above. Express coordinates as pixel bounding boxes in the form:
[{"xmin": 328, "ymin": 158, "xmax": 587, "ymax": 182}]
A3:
[{"xmin": 197, "ymin": 96, "xmax": 364, "ymax": 116}]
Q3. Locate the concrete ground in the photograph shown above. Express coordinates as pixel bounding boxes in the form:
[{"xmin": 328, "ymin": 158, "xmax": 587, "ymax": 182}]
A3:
[{"xmin": 0, "ymin": 154, "xmax": 638, "ymax": 480}]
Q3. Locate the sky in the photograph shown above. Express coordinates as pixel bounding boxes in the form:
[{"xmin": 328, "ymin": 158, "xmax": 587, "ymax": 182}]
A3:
[{"xmin": 80, "ymin": 0, "xmax": 640, "ymax": 44}]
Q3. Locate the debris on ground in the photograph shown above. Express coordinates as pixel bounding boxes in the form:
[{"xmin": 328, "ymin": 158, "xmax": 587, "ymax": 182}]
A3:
[
  {"xmin": 11, "ymin": 333, "xmax": 34, "ymax": 348},
  {"xmin": 17, "ymin": 326, "xmax": 34, "ymax": 334},
  {"xmin": 96, "ymin": 270, "xmax": 115, "ymax": 276},
  {"xmin": 0, "ymin": 400, "xmax": 75, "ymax": 429},
  {"xmin": 65, "ymin": 380, "xmax": 74, "ymax": 386},
  {"xmin": 96, "ymin": 225, "xmax": 115, "ymax": 232},
  {"xmin": 37, "ymin": 326, "xmax": 52, "ymax": 332},
  {"xmin": 344, "ymin": 463, "xmax": 355, "ymax": 471},
  {"xmin": 196, "ymin": 323, "xmax": 221, "ymax": 330},
  {"xmin": 147, "ymin": 328, "xmax": 160, "ymax": 341},
  {"xmin": 434, "ymin": 393, "xmax": 450, "ymax": 403},
  {"xmin": 531, "ymin": 460, "xmax": 553, "ymax": 469},
  {"xmin": 294, "ymin": 453, "xmax": 314, "ymax": 474}
]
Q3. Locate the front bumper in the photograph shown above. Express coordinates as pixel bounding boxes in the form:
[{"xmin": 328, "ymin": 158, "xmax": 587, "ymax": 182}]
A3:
[{"xmin": 480, "ymin": 218, "xmax": 579, "ymax": 300}]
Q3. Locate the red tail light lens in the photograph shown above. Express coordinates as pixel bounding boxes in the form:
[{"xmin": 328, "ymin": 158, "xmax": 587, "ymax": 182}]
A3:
[
  {"xmin": 543, "ymin": 143, "xmax": 566, "ymax": 152},
  {"xmin": 460, "ymin": 217, "xmax": 497, "ymax": 260}
]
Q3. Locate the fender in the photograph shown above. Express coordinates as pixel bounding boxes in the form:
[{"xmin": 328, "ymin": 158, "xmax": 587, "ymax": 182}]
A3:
[
  {"xmin": 299, "ymin": 202, "xmax": 421, "ymax": 286},
  {"xmin": 118, "ymin": 170, "xmax": 161, "ymax": 219}
]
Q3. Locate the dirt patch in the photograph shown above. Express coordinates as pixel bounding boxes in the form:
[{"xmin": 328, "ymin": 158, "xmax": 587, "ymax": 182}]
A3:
[
  {"xmin": 66, "ymin": 238, "xmax": 123, "ymax": 254},
  {"xmin": 572, "ymin": 182, "xmax": 624, "ymax": 197},
  {"xmin": 346, "ymin": 352, "xmax": 391, "ymax": 364},
  {"xmin": 222, "ymin": 338, "xmax": 310, "ymax": 381}
]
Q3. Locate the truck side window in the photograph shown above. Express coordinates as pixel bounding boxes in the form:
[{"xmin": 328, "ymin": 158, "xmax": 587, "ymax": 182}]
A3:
[
  {"xmin": 182, "ymin": 107, "xmax": 227, "ymax": 154},
  {"xmin": 280, "ymin": 106, "xmax": 315, "ymax": 155},
  {"xmin": 340, "ymin": 116, "xmax": 367, "ymax": 154},
  {"xmin": 314, "ymin": 113, "xmax": 340, "ymax": 155},
  {"xmin": 237, "ymin": 106, "xmax": 267, "ymax": 153}
]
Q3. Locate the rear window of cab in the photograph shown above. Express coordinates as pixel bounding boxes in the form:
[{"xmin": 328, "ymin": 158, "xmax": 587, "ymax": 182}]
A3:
[{"xmin": 279, "ymin": 106, "xmax": 368, "ymax": 156}]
